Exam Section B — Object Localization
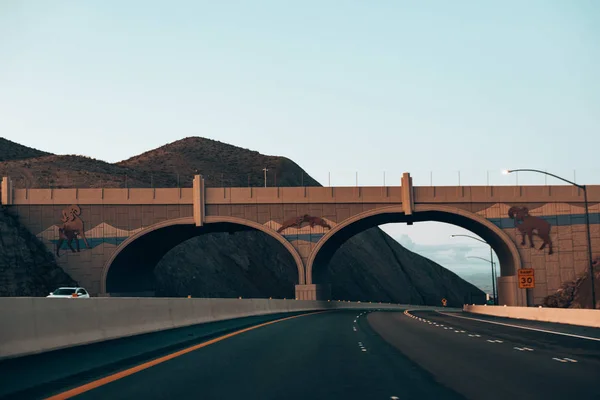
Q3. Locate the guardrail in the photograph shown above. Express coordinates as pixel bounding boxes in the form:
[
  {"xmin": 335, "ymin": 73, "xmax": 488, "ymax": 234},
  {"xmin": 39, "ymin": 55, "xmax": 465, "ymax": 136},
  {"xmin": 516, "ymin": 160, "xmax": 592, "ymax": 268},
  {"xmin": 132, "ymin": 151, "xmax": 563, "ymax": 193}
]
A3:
[
  {"xmin": 463, "ymin": 304, "xmax": 600, "ymax": 328},
  {"xmin": 0, "ymin": 297, "xmax": 455, "ymax": 360}
]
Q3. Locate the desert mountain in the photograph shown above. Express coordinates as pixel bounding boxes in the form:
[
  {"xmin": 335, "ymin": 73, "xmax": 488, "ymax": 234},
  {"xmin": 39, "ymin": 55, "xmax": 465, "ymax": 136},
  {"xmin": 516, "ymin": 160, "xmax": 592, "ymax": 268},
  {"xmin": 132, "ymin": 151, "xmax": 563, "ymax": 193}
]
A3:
[
  {"xmin": 0, "ymin": 137, "xmax": 317, "ymax": 189},
  {"xmin": 0, "ymin": 136, "xmax": 484, "ymax": 305},
  {"xmin": 0, "ymin": 138, "xmax": 50, "ymax": 162},
  {"xmin": 118, "ymin": 137, "xmax": 319, "ymax": 188}
]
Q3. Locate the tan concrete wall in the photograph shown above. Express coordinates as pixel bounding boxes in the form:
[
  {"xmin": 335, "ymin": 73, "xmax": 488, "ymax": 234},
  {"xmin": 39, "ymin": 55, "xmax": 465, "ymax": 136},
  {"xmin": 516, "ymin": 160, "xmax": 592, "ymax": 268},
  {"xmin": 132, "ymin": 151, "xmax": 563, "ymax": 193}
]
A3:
[
  {"xmin": 11, "ymin": 188, "xmax": 193, "ymax": 205},
  {"xmin": 463, "ymin": 304, "xmax": 600, "ymax": 328},
  {"xmin": 0, "ymin": 298, "xmax": 451, "ymax": 360},
  {"xmin": 10, "ymin": 184, "xmax": 598, "ymax": 206}
]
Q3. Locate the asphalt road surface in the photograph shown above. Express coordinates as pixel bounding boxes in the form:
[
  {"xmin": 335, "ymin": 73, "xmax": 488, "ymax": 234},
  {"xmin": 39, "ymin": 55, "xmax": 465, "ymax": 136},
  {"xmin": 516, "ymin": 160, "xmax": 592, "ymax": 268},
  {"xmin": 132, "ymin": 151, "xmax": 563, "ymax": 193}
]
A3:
[
  {"xmin": 4, "ymin": 309, "xmax": 600, "ymax": 400},
  {"xmin": 370, "ymin": 310, "xmax": 600, "ymax": 400}
]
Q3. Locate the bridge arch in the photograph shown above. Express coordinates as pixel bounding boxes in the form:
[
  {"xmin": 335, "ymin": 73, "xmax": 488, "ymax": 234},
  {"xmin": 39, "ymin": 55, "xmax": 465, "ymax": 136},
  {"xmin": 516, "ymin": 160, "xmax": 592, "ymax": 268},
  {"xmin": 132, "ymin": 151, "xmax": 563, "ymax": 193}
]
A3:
[
  {"xmin": 306, "ymin": 204, "xmax": 521, "ymax": 286},
  {"xmin": 100, "ymin": 216, "xmax": 305, "ymax": 295}
]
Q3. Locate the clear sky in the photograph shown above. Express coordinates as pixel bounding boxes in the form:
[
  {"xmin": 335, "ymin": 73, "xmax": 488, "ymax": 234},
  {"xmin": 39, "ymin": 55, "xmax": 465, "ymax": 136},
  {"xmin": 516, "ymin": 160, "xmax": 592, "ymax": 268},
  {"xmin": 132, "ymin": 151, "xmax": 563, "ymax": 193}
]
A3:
[{"xmin": 1, "ymin": 1, "xmax": 599, "ymax": 288}]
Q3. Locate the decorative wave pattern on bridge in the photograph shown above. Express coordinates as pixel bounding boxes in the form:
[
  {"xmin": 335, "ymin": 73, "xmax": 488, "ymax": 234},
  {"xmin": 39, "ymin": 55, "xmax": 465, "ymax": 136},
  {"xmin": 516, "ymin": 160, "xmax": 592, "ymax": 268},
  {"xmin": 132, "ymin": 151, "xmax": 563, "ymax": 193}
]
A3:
[
  {"xmin": 36, "ymin": 223, "xmax": 141, "ymax": 250},
  {"xmin": 282, "ymin": 234, "xmax": 325, "ymax": 243},
  {"xmin": 487, "ymin": 212, "xmax": 600, "ymax": 229},
  {"xmin": 34, "ymin": 212, "xmax": 600, "ymax": 251}
]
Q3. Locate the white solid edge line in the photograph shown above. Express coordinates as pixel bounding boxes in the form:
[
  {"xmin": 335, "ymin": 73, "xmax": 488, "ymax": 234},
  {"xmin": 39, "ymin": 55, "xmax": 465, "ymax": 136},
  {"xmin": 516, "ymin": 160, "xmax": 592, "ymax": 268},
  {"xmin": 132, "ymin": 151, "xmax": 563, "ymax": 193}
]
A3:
[{"xmin": 436, "ymin": 311, "xmax": 600, "ymax": 342}]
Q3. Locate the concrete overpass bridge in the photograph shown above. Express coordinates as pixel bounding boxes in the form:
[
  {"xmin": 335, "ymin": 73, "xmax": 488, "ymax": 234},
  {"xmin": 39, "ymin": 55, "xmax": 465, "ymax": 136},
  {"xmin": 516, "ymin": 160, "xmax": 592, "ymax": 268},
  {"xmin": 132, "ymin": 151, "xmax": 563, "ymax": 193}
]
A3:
[{"xmin": 2, "ymin": 173, "xmax": 599, "ymax": 306}]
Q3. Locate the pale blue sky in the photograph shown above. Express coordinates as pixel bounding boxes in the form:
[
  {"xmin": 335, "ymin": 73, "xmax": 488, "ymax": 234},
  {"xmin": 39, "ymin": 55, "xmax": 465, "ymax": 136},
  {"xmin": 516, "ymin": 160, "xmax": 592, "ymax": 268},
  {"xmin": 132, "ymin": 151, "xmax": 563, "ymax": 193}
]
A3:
[{"xmin": 1, "ymin": 1, "xmax": 599, "ymax": 287}]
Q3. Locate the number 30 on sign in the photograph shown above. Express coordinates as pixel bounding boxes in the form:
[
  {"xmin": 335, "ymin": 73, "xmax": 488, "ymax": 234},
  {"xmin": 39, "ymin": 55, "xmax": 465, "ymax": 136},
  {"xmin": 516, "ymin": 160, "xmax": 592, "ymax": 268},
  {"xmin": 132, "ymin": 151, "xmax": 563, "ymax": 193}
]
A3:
[{"xmin": 518, "ymin": 268, "xmax": 535, "ymax": 289}]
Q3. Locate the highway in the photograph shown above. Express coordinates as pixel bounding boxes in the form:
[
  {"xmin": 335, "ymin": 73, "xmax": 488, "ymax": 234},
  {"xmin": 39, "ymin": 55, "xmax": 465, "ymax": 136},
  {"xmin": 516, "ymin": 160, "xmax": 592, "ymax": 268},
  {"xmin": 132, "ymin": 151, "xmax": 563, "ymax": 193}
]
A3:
[{"xmin": 2, "ymin": 309, "xmax": 599, "ymax": 400}]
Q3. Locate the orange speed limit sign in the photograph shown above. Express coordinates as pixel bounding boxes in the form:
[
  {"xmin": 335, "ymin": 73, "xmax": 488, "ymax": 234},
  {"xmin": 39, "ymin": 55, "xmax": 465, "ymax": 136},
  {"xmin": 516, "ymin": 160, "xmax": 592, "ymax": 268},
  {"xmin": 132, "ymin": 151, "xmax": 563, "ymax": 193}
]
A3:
[{"xmin": 518, "ymin": 268, "xmax": 535, "ymax": 289}]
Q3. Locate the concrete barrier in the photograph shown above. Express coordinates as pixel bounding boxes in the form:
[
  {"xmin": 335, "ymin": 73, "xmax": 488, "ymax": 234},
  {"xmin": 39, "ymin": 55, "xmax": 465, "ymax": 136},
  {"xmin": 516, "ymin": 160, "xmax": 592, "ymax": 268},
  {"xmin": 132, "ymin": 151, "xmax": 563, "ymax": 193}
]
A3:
[
  {"xmin": 0, "ymin": 297, "xmax": 449, "ymax": 360},
  {"xmin": 463, "ymin": 304, "xmax": 600, "ymax": 328}
]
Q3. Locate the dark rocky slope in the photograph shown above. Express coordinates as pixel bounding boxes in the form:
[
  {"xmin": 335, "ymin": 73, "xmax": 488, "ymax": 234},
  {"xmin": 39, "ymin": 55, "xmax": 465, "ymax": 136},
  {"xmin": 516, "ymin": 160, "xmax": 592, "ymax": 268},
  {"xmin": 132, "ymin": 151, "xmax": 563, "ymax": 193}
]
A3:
[
  {"xmin": 0, "ymin": 207, "xmax": 76, "ymax": 296},
  {"xmin": 543, "ymin": 257, "xmax": 600, "ymax": 309},
  {"xmin": 0, "ymin": 138, "xmax": 50, "ymax": 162},
  {"xmin": 155, "ymin": 226, "xmax": 484, "ymax": 307}
]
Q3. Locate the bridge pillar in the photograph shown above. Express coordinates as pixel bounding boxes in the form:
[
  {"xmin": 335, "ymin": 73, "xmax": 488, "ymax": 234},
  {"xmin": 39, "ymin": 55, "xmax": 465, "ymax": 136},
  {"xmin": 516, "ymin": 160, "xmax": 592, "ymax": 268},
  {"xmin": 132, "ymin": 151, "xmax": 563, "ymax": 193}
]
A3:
[
  {"xmin": 193, "ymin": 175, "xmax": 205, "ymax": 227},
  {"xmin": 401, "ymin": 172, "xmax": 414, "ymax": 216},
  {"xmin": 295, "ymin": 284, "xmax": 331, "ymax": 300},
  {"xmin": 1, "ymin": 176, "xmax": 13, "ymax": 205},
  {"xmin": 496, "ymin": 276, "xmax": 527, "ymax": 306}
]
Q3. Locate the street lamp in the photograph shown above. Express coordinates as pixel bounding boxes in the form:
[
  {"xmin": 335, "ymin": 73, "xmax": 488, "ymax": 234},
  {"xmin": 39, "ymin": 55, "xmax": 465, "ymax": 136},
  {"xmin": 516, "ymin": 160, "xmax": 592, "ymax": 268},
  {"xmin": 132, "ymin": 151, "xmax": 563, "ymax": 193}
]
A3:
[
  {"xmin": 262, "ymin": 168, "xmax": 269, "ymax": 188},
  {"xmin": 451, "ymin": 234, "xmax": 497, "ymax": 305},
  {"xmin": 467, "ymin": 256, "xmax": 497, "ymax": 302},
  {"xmin": 503, "ymin": 168, "xmax": 596, "ymax": 309}
]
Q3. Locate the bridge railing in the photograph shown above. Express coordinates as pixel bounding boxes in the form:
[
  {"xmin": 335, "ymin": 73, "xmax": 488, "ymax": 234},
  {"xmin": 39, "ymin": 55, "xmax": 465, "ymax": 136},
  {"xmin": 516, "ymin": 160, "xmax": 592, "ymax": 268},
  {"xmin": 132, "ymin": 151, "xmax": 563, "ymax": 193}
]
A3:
[
  {"xmin": 3, "ymin": 169, "xmax": 600, "ymax": 190},
  {"xmin": 318, "ymin": 169, "xmax": 600, "ymax": 188}
]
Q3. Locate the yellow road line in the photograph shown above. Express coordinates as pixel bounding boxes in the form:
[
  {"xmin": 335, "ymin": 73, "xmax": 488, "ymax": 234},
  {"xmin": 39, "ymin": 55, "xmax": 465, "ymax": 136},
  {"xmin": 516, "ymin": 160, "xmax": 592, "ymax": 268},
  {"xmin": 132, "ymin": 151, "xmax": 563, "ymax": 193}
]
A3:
[{"xmin": 45, "ymin": 311, "xmax": 329, "ymax": 400}]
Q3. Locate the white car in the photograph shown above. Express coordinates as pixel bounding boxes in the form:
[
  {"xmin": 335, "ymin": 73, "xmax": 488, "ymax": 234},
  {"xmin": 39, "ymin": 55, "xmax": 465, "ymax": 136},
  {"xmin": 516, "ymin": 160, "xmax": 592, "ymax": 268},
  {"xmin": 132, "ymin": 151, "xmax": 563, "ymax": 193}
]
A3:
[{"xmin": 46, "ymin": 287, "xmax": 90, "ymax": 298}]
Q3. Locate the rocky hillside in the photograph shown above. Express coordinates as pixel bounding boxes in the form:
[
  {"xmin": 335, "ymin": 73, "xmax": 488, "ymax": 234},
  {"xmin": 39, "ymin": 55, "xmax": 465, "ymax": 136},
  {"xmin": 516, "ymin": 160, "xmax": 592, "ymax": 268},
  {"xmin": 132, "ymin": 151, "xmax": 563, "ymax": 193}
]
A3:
[
  {"xmin": 543, "ymin": 257, "xmax": 600, "ymax": 309},
  {"xmin": 0, "ymin": 207, "xmax": 76, "ymax": 296},
  {"xmin": 0, "ymin": 138, "xmax": 50, "ymax": 162},
  {"xmin": 0, "ymin": 137, "xmax": 484, "ymax": 305},
  {"xmin": 118, "ymin": 137, "xmax": 319, "ymax": 188},
  {"xmin": 0, "ymin": 137, "xmax": 318, "ymax": 189}
]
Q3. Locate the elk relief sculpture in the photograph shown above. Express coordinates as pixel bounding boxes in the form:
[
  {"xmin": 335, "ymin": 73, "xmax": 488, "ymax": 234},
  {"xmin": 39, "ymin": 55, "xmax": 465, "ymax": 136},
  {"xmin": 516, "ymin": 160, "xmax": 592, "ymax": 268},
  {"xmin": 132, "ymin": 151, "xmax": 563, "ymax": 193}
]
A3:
[
  {"xmin": 507, "ymin": 206, "xmax": 553, "ymax": 255},
  {"xmin": 277, "ymin": 214, "xmax": 332, "ymax": 233},
  {"xmin": 56, "ymin": 204, "xmax": 91, "ymax": 257}
]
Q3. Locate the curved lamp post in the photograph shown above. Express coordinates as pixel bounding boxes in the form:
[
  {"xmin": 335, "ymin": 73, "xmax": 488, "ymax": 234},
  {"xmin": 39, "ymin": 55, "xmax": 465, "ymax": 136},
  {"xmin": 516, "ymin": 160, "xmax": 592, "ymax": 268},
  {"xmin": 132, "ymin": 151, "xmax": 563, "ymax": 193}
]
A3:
[
  {"xmin": 451, "ymin": 234, "xmax": 497, "ymax": 305},
  {"xmin": 503, "ymin": 169, "xmax": 596, "ymax": 309}
]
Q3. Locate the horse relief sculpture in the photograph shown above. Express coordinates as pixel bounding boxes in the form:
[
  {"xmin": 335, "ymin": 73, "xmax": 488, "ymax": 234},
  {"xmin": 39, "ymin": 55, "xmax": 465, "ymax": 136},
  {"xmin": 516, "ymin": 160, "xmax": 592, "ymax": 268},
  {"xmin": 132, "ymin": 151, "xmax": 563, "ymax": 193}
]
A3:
[
  {"xmin": 277, "ymin": 214, "xmax": 332, "ymax": 233},
  {"xmin": 56, "ymin": 204, "xmax": 91, "ymax": 257},
  {"xmin": 507, "ymin": 206, "xmax": 553, "ymax": 254}
]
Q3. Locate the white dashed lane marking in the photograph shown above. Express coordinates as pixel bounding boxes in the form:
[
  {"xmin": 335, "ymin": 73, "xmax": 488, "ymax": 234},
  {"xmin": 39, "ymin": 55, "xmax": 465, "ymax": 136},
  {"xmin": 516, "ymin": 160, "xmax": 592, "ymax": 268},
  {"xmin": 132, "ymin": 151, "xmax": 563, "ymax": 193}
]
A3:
[
  {"xmin": 404, "ymin": 310, "xmax": 584, "ymax": 364},
  {"xmin": 514, "ymin": 347, "xmax": 534, "ymax": 351},
  {"xmin": 438, "ymin": 311, "xmax": 600, "ymax": 342},
  {"xmin": 552, "ymin": 357, "xmax": 577, "ymax": 363}
]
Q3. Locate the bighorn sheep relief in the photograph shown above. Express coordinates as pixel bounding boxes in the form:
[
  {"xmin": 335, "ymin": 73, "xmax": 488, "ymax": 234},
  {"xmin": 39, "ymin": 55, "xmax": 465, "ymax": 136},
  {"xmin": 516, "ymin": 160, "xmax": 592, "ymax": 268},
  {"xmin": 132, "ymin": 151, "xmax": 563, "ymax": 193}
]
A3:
[
  {"xmin": 56, "ymin": 204, "xmax": 91, "ymax": 257},
  {"xmin": 507, "ymin": 206, "xmax": 553, "ymax": 255}
]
